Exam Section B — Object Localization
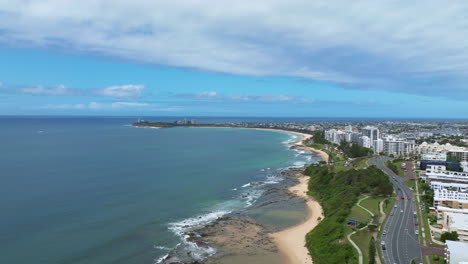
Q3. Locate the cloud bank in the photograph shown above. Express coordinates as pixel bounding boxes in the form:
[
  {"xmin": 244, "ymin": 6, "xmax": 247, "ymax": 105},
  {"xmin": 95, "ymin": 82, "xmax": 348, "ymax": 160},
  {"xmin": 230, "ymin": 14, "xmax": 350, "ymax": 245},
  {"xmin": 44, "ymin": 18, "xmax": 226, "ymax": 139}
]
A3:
[
  {"xmin": 1, "ymin": 1, "xmax": 468, "ymax": 97},
  {"xmin": 12, "ymin": 84, "xmax": 145, "ymax": 99}
]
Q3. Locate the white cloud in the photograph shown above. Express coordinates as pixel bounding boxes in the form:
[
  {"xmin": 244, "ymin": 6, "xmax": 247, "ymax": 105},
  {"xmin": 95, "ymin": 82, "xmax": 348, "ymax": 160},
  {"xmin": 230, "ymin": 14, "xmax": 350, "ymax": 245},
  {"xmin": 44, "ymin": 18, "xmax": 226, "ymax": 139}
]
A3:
[
  {"xmin": 13, "ymin": 83, "xmax": 145, "ymax": 98},
  {"xmin": 94, "ymin": 84, "xmax": 144, "ymax": 99},
  {"xmin": 178, "ymin": 91, "xmax": 309, "ymax": 103},
  {"xmin": 1, "ymin": 1, "xmax": 468, "ymax": 96},
  {"xmin": 43, "ymin": 101, "xmax": 152, "ymax": 110},
  {"xmin": 19, "ymin": 85, "xmax": 77, "ymax": 96}
]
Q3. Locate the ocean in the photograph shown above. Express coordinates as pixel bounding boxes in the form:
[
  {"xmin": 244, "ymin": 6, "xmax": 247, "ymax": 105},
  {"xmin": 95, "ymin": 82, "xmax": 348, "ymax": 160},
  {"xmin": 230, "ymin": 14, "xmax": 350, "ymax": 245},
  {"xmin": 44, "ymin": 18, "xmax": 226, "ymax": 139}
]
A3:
[{"xmin": 0, "ymin": 116, "xmax": 319, "ymax": 264}]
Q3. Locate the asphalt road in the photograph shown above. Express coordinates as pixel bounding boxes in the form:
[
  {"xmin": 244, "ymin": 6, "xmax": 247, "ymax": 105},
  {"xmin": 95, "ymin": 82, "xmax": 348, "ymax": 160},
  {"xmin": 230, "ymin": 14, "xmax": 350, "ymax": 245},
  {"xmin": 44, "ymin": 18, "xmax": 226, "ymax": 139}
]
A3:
[{"xmin": 369, "ymin": 156, "xmax": 422, "ymax": 264}]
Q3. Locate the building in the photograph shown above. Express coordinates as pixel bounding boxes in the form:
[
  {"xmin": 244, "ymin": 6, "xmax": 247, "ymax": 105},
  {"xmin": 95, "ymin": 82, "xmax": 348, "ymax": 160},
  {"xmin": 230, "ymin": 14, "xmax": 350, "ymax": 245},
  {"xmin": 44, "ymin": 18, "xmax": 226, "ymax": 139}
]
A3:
[
  {"xmin": 425, "ymin": 165, "xmax": 468, "ymax": 184},
  {"xmin": 362, "ymin": 126, "xmax": 380, "ymax": 143},
  {"xmin": 373, "ymin": 138, "xmax": 384, "ymax": 153},
  {"xmin": 450, "ymin": 150, "xmax": 468, "ymax": 162},
  {"xmin": 445, "ymin": 240, "xmax": 468, "ymax": 264},
  {"xmin": 420, "ymin": 160, "xmax": 460, "ymax": 171},
  {"xmin": 443, "ymin": 213, "xmax": 468, "ymax": 242},
  {"xmin": 360, "ymin": 135, "xmax": 371, "ymax": 148},
  {"xmin": 431, "ymin": 181, "xmax": 468, "ymax": 210},
  {"xmin": 382, "ymin": 136, "xmax": 415, "ymax": 156},
  {"xmin": 416, "ymin": 142, "xmax": 468, "ymax": 161},
  {"xmin": 421, "ymin": 153, "xmax": 447, "ymax": 161}
]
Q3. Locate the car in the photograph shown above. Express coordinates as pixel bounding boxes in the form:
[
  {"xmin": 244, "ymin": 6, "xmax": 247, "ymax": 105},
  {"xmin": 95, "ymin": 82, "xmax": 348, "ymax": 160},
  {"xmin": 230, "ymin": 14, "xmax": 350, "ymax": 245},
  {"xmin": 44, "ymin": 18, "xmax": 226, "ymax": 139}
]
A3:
[
  {"xmin": 415, "ymin": 230, "xmax": 419, "ymax": 235},
  {"xmin": 401, "ymin": 196, "xmax": 405, "ymax": 200},
  {"xmin": 400, "ymin": 210, "xmax": 404, "ymax": 213},
  {"xmin": 394, "ymin": 204, "xmax": 398, "ymax": 208},
  {"xmin": 397, "ymin": 187, "xmax": 401, "ymax": 190},
  {"xmin": 383, "ymin": 230, "xmax": 387, "ymax": 235}
]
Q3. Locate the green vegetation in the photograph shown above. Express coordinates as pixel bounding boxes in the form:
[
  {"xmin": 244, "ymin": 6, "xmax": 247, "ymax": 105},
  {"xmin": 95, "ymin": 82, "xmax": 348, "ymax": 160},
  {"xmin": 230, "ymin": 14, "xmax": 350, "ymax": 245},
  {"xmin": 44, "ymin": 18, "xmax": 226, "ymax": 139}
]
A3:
[
  {"xmin": 368, "ymin": 237, "xmax": 376, "ymax": 264},
  {"xmin": 311, "ymin": 130, "xmax": 330, "ymax": 145},
  {"xmin": 133, "ymin": 121, "xmax": 174, "ymax": 128},
  {"xmin": 348, "ymin": 205, "xmax": 372, "ymax": 223},
  {"xmin": 441, "ymin": 231, "xmax": 459, "ymax": 242},
  {"xmin": 338, "ymin": 141, "xmax": 373, "ymax": 158},
  {"xmin": 304, "ymin": 164, "xmax": 393, "ymax": 264},
  {"xmin": 385, "ymin": 160, "xmax": 405, "ymax": 177}
]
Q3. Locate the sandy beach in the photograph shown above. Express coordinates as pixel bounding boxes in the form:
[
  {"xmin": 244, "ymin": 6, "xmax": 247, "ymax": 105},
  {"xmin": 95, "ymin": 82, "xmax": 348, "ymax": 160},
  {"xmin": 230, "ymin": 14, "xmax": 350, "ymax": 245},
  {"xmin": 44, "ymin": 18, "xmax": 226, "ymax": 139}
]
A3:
[
  {"xmin": 270, "ymin": 175, "xmax": 323, "ymax": 264},
  {"xmin": 253, "ymin": 128, "xmax": 329, "ymax": 163}
]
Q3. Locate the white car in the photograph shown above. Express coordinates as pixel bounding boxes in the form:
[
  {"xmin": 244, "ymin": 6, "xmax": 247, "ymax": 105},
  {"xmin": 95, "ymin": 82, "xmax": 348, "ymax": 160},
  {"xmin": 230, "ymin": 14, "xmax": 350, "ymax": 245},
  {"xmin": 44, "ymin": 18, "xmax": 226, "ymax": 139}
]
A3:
[
  {"xmin": 383, "ymin": 230, "xmax": 387, "ymax": 235},
  {"xmin": 415, "ymin": 230, "xmax": 419, "ymax": 235},
  {"xmin": 400, "ymin": 210, "xmax": 403, "ymax": 213}
]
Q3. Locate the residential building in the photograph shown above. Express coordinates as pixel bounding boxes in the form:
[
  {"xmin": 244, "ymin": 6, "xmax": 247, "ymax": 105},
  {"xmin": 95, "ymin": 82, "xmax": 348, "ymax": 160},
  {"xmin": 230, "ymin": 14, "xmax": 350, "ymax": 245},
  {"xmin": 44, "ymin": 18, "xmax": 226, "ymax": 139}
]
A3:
[
  {"xmin": 421, "ymin": 153, "xmax": 447, "ymax": 161},
  {"xmin": 445, "ymin": 240, "xmax": 468, "ymax": 264},
  {"xmin": 425, "ymin": 165, "xmax": 468, "ymax": 184},
  {"xmin": 443, "ymin": 213, "xmax": 468, "ymax": 242},
  {"xmin": 431, "ymin": 182, "xmax": 468, "ymax": 210},
  {"xmin": 373, "ymin": 138, "xmax": 384, "ymax": 153},
  {"xmin": 362, "ymin": 126, "xmax": 380, "ymax": 142},
  {"xmin": 382, "ymin": 136, "xmax": 415, "ymax": 156}
]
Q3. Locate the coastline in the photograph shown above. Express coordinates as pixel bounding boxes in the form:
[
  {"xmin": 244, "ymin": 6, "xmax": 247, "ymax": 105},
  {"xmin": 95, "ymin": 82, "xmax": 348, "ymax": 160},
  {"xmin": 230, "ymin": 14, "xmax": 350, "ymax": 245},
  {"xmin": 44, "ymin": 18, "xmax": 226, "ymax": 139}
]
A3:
[
  {"xmin": 270, "ymin": 175, "xmax": 323, "ymax": 264},
  {"xmin": 135, "ymin": 124, "xmax": 329, "ymax": 163},
  {"xmin": 135, "ymin": 124, "xmax": 326, "ymax": 264}
]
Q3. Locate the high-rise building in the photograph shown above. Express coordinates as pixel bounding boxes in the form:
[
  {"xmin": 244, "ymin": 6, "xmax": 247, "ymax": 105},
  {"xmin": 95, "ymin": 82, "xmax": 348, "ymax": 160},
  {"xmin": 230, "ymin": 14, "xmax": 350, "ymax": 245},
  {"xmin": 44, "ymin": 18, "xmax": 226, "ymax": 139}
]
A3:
[{"xmin": 362, "ymin": 126, "xmax": 380, "ymax": 142}]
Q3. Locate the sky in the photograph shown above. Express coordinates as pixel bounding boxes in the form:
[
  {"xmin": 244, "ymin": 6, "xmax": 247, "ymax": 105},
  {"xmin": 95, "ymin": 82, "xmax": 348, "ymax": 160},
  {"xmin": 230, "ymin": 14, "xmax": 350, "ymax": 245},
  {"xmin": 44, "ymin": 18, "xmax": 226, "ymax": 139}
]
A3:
[{"xmin": 0, "ymin": 0, "xmax": 468, "ymax": 118}]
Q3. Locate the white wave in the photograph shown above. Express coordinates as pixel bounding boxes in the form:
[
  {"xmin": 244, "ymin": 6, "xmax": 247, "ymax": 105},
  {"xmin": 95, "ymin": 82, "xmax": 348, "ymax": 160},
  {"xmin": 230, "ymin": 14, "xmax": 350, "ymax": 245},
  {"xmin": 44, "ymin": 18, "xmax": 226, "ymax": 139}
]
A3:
[
  {"xmin": 241, "ymin": 183, "xmax": 251, "ymax": 188},
  {"xmin": 168, "ymin": 210, "xmax": 231, "ymax": 234},
  {"xmin": 154, "ymin": 245, "xmax": 172, "ymax": 251},
  {"xmin": 155, "ymin": 254, "xmax": 169, "ymax": 264},
  {"xmin": 232, "ymin": 188, "xmax": 237, "ymax": 191},
  {"xmin": 260, "ymin": 169, "xmax": 265, "ymax": 171}
]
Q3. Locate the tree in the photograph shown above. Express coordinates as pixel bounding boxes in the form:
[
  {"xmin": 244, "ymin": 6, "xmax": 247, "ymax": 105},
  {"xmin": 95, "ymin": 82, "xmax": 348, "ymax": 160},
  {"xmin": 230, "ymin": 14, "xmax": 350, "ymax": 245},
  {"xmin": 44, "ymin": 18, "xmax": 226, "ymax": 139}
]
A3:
[
  {"xmin": 441, "ymin": 231, "xmax": 459, "ymax": 242},
  {"xmin": 369, "ymin": 237, "xmax": 376, "ymax": 264}
]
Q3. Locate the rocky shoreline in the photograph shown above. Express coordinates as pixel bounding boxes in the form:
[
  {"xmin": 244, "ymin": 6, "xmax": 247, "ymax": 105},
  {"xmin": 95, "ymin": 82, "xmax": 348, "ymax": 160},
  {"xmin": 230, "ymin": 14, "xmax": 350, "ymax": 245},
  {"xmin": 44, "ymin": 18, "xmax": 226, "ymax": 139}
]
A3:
[{"xmin": 160, "ymin": 168, "xmax": 309, "ymax": 264}]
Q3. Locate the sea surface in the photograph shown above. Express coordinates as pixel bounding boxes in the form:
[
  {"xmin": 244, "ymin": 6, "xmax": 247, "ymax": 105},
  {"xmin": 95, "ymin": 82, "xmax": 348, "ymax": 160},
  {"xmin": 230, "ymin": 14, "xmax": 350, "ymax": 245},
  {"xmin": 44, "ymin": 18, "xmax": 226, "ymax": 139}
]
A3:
[{"xmin": 0, "ymin": 116, "xmax": 318, "ymax": 264}]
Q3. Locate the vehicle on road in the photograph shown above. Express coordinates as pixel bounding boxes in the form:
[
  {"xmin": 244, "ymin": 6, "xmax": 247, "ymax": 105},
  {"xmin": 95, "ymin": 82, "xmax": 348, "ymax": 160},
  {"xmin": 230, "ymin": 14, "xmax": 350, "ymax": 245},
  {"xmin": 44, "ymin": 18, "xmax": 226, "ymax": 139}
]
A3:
[
  {"xmin": 394, "ymin": 204, "xmax": 398, "ymax": 208},
  {"xmin": 381, "ymin": 241, "xmax": 386, "ymax": 250},
  {"xmin": 383, "ymin": 230, "xmax": 387, "ymax": 235},
  {"xmin": 415, "ymin": 230, "xmax": 419, "ymax": 235},
  {"xmin": 401, "ymin": 210, "xmax": 404, "ymax": 213},
  {"xmin": 401, "ymin": 196, "xmax": 405, "ymax": 200}
]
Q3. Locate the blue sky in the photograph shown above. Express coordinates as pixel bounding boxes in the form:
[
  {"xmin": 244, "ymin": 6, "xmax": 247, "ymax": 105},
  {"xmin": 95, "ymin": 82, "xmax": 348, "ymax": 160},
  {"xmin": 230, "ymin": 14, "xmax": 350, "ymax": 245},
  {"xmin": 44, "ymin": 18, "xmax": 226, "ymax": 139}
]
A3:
[{"xmin": 1, "ymin": 1, "xmax": 468, "ymax": 117}]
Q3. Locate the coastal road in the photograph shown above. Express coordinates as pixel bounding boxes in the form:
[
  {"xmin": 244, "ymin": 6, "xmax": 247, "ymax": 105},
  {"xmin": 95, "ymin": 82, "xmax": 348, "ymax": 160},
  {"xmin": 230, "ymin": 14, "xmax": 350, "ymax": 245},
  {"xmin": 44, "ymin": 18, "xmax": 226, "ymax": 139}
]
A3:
[{"xmin": 369, "ymin": 157, "xmax": 422, "ymax": 264}]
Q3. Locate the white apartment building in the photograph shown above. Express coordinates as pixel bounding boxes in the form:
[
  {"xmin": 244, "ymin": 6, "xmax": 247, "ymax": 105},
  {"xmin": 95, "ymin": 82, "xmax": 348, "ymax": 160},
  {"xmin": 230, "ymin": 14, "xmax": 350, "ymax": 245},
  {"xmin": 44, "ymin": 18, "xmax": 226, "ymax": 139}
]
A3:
[
  {"xmin": 360, "ymin": 135, "xmax": 371, "ymax": 148},
  {"xmin": 445, "ymin": 240, "xmax": 468, "ymax": 264},
  {"xmin": 382, "ymin": 136, "xmax": 415, "ymax": 156},
  {"xmin": 421, "ymin": 153, "xmax": 447, "ymax": 161},
  {"xmin": 425, "ymin": 165, "xmax": 468, "ymax": 184},
  {"xmin": 362, "ymin": 126, "xmax": 380, "ymax": 142},
  {"xmin": 432, "ymin": 182, "xmax": 468, "ymax": 210},
  {"xmin": 443, "ymin": 213, "xmax": 468, "ymax": 242},
  {"xmin": 416, "ymin": 142, "xmax": 468, "ymax": 161},
  {"xmin": 373, "ymin": 139, "xmax": 384, "ymax": 154}
]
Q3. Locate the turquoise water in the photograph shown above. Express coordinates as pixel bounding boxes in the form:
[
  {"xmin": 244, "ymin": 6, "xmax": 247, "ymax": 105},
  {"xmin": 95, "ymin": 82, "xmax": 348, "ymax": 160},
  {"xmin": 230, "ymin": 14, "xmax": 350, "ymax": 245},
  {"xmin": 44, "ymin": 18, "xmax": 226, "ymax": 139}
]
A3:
[{"xmin": 0, "ymin": 117, "xmax": 316, "ymax": 263}]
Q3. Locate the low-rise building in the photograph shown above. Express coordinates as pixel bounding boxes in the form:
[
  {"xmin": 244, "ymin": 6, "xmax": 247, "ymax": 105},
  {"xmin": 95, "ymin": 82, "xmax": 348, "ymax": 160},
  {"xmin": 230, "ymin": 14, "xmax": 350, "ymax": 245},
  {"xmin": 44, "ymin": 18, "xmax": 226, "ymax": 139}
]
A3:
[
  {"xmin": 425, "ymin": 165, "xmax": 468, "ymax": 184},
  {"xmin": 443, "ymin": 213, "xmax": 468, "ymax": 242},
  {"xmin": 421, "ymin": 153, "xmax": 447, "ymax": 161},
  {"xmin": 432, "ymin": 182, "xmax": 468, "ymax": 210},
  {"xmin": 445, "ymin": 240, "xmax": 468, "ymax": 264}
]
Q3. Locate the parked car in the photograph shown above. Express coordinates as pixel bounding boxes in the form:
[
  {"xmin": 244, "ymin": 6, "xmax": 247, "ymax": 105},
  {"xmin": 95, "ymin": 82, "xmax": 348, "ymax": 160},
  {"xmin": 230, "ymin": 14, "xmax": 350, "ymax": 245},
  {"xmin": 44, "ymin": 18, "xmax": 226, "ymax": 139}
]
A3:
[
  {"xmin": 400, "ymin": 210, "xmax": 404, "ymax": 213},
  {"xmin": 383, "ymin": 230, "xmax": 387, "ymax": 235}
]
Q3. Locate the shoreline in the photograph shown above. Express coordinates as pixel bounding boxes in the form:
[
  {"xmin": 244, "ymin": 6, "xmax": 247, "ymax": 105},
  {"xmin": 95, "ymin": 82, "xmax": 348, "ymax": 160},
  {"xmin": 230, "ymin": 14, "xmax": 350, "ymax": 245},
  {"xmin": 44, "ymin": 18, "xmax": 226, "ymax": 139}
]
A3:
[
  {"xmin": 269, "ymin": 175, "xmax": 323, "ymax": 264},
  {"xmin": 135, "ymin": 124, "xmax": 326, "ymax": 264},
  {"xmin": 134, "ymin": 124, "xmax": 329, "ymax": 163}
]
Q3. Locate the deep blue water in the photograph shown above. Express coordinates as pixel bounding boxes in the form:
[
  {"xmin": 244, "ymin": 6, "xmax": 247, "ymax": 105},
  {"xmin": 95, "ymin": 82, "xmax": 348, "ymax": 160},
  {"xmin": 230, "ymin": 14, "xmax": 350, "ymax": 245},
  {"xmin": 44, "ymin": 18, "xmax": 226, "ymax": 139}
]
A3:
[{"xmin": 0, "ymin": 117, "xmax": 315, "ymax": 264}]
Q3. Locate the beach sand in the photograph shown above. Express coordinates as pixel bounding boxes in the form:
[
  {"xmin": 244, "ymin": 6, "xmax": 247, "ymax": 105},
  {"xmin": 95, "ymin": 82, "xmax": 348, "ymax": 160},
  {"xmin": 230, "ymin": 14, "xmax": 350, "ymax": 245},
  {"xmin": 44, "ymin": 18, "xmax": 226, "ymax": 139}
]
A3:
[
  {"xmin": 269, "ymin": 175, "xmax": 323, "ymax": 264},
  {"xmin": 252, "ymin": 129, "xmax": 329, "ymax": 163}
]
